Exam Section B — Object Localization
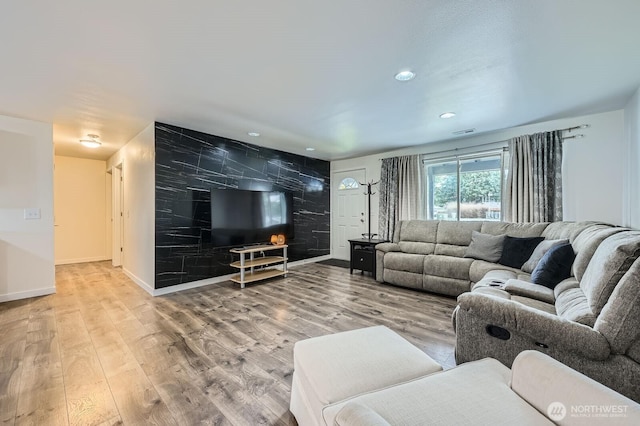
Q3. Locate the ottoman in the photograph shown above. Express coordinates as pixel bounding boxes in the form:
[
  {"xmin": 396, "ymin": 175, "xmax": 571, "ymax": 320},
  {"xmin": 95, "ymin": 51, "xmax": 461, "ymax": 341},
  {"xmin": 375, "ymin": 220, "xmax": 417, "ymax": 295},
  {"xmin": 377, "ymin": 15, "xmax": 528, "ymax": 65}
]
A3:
[{"xmin": 289, "ymin": 325, "xmax": 442, "ymax": 426}]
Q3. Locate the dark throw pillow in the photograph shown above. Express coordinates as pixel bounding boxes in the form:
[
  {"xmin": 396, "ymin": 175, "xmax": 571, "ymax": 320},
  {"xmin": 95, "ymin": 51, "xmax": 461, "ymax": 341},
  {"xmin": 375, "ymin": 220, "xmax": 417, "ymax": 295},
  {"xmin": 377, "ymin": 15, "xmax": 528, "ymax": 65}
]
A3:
[
  {"xmin": 464, "ymin": 231, "xmax": 506, "ymax": 262},
  {"xmin": 498, "ymin": 236, "xmax": 545, "ymax": 269},
  {"xmin": 531, "ymin": 243, "xmax": 576, "ymax": 289}
]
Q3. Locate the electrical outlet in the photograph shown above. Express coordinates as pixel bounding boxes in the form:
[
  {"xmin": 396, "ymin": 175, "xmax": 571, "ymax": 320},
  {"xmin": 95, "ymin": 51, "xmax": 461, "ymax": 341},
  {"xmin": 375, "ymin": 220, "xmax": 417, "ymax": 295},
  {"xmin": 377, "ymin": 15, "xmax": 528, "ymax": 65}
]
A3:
[{"xmin": 24, "ymin": 208, "xmax": 41, "ymax": 220}]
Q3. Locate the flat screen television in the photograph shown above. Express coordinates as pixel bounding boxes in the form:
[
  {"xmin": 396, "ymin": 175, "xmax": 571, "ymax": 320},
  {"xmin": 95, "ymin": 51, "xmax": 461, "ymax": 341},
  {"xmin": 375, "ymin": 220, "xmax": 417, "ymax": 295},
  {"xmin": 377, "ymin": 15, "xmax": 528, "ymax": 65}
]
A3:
[{"xmin": 210, "ymin": 189, "xmax": 294, "ymax": 247}]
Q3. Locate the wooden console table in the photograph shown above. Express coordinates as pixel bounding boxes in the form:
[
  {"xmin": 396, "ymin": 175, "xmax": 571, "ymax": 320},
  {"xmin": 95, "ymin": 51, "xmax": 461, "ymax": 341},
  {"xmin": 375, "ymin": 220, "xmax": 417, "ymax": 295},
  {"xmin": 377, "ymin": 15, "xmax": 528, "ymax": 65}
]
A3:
[{"xmin": 229, "ymin": 244, "xmax": 288, "ymax": 288}]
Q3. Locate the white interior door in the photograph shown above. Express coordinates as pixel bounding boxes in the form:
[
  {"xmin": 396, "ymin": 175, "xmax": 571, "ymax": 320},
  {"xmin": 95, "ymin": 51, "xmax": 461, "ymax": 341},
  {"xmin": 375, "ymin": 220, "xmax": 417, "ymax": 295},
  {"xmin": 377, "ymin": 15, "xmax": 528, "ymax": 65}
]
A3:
[{"xmin": 332, "ymin": 169, "xmax": 366, "ymax": 260}]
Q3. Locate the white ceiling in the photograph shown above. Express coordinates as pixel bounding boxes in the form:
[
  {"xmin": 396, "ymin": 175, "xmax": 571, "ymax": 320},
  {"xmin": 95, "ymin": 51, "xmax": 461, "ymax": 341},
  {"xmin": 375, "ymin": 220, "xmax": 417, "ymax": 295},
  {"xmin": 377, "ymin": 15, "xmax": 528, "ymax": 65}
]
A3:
[{"xmin": 2, "ymin": 1, "xmax": 640, "ymax": 161}]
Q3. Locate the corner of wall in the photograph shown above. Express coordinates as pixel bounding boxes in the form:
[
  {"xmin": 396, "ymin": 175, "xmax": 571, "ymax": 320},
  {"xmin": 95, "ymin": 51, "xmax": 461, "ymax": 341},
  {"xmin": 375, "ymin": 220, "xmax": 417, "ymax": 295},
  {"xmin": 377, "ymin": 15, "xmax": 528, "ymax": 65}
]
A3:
[
  {"xmin": 623, "ymin": 87, "xmax": 640, "ymax": 228},
  {"xmin": 0, "ymin": 115, "xmax": 55, "ymax": 301}
]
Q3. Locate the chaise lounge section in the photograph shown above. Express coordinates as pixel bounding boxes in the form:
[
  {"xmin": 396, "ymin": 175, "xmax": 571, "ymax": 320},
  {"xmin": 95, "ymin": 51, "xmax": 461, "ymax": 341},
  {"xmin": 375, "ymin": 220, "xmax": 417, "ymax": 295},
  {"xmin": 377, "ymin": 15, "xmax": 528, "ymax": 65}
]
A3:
[{"xmin": 289, "ymin": 326, "xmax": 640, "ymax": 425}]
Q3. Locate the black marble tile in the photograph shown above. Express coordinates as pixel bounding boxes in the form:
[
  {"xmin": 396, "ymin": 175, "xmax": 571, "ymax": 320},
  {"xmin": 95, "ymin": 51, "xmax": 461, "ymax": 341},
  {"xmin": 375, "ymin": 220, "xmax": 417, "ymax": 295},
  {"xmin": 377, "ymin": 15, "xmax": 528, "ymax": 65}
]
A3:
[{"xmin": 154, "ymin": 122, "xmax": 330, "ymax": 289}]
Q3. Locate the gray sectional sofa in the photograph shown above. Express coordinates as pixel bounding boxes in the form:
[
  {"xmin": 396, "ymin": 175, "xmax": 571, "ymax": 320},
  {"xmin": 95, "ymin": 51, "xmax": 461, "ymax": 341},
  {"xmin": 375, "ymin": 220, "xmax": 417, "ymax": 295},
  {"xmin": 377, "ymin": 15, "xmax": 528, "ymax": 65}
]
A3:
[{"xmin": 375, "ymin": 220, "xmax": 640, "ymax": 402}]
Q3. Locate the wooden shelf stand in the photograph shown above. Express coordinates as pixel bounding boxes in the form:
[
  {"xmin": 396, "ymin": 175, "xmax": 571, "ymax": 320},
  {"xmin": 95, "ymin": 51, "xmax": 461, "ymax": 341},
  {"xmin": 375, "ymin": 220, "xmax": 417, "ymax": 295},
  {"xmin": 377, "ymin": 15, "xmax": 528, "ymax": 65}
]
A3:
[{"xmin": 229, "ymin": 244, "xmax": 288, "ymax": 288}]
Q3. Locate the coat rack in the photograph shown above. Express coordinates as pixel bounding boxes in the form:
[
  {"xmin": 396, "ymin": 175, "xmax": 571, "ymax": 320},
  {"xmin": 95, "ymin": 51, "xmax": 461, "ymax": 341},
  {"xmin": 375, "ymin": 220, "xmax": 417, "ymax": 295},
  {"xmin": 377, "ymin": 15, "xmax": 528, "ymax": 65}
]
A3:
[{"xmin": 360, "ymin": 180, "xmax": 379, "ymax": 240}]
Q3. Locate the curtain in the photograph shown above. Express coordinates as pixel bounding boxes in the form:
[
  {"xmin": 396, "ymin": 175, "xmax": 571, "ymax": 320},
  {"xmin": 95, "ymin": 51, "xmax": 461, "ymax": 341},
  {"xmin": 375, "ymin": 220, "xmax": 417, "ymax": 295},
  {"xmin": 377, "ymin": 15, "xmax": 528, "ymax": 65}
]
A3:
[
  {"xmin": 379, "ymin": 155, "xmax": 424, "ymax": 240},
  {"xmin": 505, "ymin": 131, "xmax": 563, "ymax": 223},
  {"xmin": 505, "ymin": 135, "xmax": 534, "ymax": 222}
]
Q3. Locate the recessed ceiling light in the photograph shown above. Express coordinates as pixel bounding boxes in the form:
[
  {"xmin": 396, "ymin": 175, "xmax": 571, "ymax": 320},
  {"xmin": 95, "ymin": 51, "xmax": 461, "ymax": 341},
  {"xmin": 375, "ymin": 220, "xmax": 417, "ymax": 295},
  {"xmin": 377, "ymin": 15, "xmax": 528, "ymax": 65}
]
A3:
[
  {"xmin": 247, "ymin": 132, "xmax": 260, "ymax": 137},
  {"xmin": 394, "ymin": 70, "xmax": 415, "ymax": 81},
  {"xmin": 306, "ymin": 147, "xmax": 315, "ymax": 151},
  {"xmin": 439, "ymin": 112, "xmax": 456, "ymax": 119},
  {"xmin": 80, "ymin": 134, "xmax": 101, "ymax": 148}
]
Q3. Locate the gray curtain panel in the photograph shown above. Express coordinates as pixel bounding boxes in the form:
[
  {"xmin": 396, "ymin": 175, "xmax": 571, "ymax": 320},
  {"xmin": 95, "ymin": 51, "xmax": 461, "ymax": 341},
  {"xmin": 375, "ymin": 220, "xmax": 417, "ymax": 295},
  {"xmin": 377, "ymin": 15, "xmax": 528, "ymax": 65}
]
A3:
[
  {"xmin": 505, "ymin": 131, "xmax": 563, "ymax": 223},
  {"xmin": 379, "ymin": 155, "xmax": 423, "ymax": 240},
  {"xmin": 531, "ymin": 130, "xmax": 563, "ymax": 222},
  {"xmin": 379, "ymin": 157, "xmax": 399, "ymax": 241},
  {"xmin": 506, "ymin": 135, "xmax": 534, "ymax": 222}
]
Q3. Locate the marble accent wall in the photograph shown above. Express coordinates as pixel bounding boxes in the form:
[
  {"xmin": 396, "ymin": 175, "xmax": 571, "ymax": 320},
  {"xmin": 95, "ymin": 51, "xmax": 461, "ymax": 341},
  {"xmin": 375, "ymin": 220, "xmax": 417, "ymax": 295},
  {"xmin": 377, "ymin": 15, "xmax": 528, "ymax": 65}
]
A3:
[{"xmin": 155, "ymin": 122, "xmax": 330, "ymax": 288}]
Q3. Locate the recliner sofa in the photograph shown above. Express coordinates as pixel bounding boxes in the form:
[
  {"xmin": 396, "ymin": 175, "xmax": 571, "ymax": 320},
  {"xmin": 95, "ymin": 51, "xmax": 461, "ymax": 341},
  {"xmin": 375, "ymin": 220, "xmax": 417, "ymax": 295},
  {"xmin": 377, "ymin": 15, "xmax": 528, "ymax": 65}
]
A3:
[{"xmin": 375, "ymin": 220, "xmax": 640, "ymax": 401}]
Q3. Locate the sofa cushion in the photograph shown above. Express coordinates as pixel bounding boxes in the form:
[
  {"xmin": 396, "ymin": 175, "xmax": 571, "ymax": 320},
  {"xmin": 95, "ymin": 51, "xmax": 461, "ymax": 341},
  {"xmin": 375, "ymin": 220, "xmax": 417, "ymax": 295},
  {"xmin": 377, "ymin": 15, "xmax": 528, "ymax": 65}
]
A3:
[
  {"xmin": 530, "ymin": 243, "xmax": 576, "ymax": 289},
  {"xmin": 555, "ymin": 287, "xmax": 596, "ymax": 326},
  {"xmin": 521, "ymin": 238, "xmax": 569, "ymax": 273},
  {"xmin": 383, "ymin": 252, "xmax": 425, "ymax": 274},
  {"xmin": 424, "ymin": 255, "xmax": 473, "ymax": 281},
  {"xmin": 580, "ymin": 231, "xmax": 640, "ymax": 315},
  {"xmin": 437, "ymin": 221, "xmax": 482, "ymax": 246},
  {"xmin": 511, "ymin": 296, "xmax": 556, "ymax": 314},
  {"xmin": 571, "ymin": 224, "xmax": 624, "ymax": 281},
  {"xmin": 398, "ymin": 241, "xmax": 435, "ymax": 255},
  {"xmin": 503, "ymin": 279, "xmax": 555, "ymax": 304},
  {"xmin": 595, "ymin": 256, "xmax": 640, "ymax": 354},
  {"xmin": 434, "ymin": 243, "xmax": 467, "ymax": 257},
  {"xmin": 510, "ymin": 351, "xmax": 640, "ymax": 425},
  {"xmin": 468, "ymin": 260, "xmax": 519, "ymax": 283},
  {"xmin": 540, "ymin": 221, "xmax": 598, "ymax": 242},
  {"xmin": 464, "ymin": 231, "xmax": 505, "ymax": 262},
  {"xmin": 553, "ymin": 277, "xmax": 580, "ymax": 298},
  {"xmin": 498, "ymin": 236, "xmax": 544, "ymax": 269},
  {"xmin": 325, "ymin": 358, "xmax": 552, "ymax": 426},
  {"xmin": 396, "ymin": 220, "xmax": 439, "ymax": 244},
  {"xmin": 480, "ymin": 221, "xmax": 549, "ymax": 237}
]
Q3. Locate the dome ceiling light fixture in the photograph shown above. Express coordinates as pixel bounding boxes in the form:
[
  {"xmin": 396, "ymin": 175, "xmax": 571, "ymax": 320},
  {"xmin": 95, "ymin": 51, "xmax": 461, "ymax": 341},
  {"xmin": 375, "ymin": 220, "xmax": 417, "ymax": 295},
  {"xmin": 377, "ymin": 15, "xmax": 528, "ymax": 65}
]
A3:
[
  {"xmin": 247, "ymin": 132, "xmax": 261, "ymax": 137},
  {"xmin": 394, "ymin": 70, "xmax": 415, "ymax": 81},
  {"xmin": 79, "ymin": 134, "xmax": 101, "ymax": 148},
  {"xmin": 439, "ymin": 112, "xmax": 456, "ymax": 119}
]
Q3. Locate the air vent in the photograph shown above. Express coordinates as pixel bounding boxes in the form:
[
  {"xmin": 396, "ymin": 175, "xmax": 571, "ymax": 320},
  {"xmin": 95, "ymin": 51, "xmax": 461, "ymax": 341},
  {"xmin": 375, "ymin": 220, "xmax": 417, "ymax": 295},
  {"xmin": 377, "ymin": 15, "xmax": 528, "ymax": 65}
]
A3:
[{"xmin": 452, "ymin": 128, "xmax": 476, "ymax": 135}]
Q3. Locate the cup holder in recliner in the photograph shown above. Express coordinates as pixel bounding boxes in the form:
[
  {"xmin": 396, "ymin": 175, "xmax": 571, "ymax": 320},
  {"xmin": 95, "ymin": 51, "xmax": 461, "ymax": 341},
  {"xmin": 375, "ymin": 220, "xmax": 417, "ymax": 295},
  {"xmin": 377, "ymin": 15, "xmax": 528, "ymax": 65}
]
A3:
[{"xmin": 486, "ymin": 325, "xmax": 511, "ymax": 340}]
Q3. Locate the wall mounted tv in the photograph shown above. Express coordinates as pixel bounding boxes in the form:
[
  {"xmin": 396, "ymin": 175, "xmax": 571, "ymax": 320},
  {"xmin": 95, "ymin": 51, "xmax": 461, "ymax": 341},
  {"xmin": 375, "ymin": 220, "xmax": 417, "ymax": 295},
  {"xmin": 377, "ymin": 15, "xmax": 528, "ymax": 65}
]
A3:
[{"xmin": 210, "ymin": 189, "xmax": 294, "ymax": 247}]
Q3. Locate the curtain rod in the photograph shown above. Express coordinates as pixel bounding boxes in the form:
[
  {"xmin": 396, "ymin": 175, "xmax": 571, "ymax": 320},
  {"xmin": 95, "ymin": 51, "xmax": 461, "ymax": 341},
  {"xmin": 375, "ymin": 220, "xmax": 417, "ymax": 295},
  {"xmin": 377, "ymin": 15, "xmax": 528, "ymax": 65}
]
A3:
[{"xmin": 379, "ymin": 124, "xmax": 589, "ymax": 161}]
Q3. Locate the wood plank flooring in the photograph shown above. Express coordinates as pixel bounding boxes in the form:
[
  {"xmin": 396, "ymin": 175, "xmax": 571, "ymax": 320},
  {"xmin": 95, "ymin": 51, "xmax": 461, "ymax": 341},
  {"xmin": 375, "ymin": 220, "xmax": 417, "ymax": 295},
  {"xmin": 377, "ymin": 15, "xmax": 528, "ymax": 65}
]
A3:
[{"xmin": 0, "ymin": 261, "xmax": 457, "ymax": 425}]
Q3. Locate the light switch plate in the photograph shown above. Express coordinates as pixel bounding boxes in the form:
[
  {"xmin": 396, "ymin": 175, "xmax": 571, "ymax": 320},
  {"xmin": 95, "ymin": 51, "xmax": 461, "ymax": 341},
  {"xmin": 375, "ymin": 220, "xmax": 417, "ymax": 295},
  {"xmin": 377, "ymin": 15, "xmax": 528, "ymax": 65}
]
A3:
[{"xmin": 24, "ymin": 208, "xmax": 41, "ymax": 220}]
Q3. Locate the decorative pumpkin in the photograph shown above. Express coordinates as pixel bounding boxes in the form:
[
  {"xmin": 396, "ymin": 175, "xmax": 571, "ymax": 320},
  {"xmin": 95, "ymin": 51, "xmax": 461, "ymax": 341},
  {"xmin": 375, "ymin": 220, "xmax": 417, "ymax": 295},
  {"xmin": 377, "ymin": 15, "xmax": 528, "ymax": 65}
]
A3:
[
  {"xmin": 276, "ymin": 234, "xmax": 286, "ymax": 245},
  {"xmin": 270, "ymin": 234, "xmax": 278, "ymax": 245}
]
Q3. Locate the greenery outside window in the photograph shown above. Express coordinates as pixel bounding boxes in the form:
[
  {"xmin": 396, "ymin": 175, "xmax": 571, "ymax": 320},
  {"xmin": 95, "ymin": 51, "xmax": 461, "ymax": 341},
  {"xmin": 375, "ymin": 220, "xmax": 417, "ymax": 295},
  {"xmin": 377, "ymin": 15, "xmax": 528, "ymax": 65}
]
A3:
[{"xmin": 425, "ymin": 151, "xmax": 506, "ymax": 221}]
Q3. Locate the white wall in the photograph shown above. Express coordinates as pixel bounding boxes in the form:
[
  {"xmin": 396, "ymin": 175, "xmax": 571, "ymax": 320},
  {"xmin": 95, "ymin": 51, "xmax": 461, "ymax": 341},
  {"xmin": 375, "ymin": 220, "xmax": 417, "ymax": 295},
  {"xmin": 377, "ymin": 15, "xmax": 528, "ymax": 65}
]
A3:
[
  {"xmin": 331, "ymin": 109, "xmax": 628, "ymax": 252},
  {"xmin": 0, "ymin": 115, "xmax": 55, "ymax": 302},
  {"xmin": 54, "ymin": 156, "xmax": 111, "ymax": 264},
  {"xmin": 624, "ymin": 88, "xmax": 640, "ymax": 228},
  {"xmin": 107, "ymin": 123, "xmax": 155, "ymax": 293}
]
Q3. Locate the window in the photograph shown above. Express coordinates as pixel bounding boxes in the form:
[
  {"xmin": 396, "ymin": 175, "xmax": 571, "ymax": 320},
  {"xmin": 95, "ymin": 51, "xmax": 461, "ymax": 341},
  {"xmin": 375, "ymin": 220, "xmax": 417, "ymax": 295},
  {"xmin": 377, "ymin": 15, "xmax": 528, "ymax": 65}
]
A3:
[
  {"xmin": 338, "ymin": 177, "xmax": 360, "ymax": 190},
  {"xmin": 425, "ymin": 151, "xmax": 505, "ymax": 221}
]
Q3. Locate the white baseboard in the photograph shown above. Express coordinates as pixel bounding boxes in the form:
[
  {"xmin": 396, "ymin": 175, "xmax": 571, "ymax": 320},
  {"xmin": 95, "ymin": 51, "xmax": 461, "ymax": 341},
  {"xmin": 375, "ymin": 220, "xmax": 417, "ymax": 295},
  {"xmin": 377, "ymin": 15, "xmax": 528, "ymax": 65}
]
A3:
[
  {"xmin": 55, "ymin": 256, "xmax": 110, "ymax": 265},
  {"xmin": 151, "ymin": 254, "xmax": 333, "ymax": 296},
  {"xmin": 0, "ymin": 286, "xmax": 56, "ymax": 303},
  {"xmin": 153, "ymin": 273, "xmax": 236, "ymax": 296},
  {"xmin": 123, "ymin": 268, "xmax": 155, "ymax": 296}
]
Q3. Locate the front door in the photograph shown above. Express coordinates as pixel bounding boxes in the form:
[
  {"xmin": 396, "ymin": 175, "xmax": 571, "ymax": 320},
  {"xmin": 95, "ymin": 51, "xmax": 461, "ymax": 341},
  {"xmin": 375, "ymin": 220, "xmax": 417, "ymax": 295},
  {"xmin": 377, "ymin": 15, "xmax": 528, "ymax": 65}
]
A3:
[{"xmin": 332, "ymin": 169, "xmax": 366, "ymax": 260}]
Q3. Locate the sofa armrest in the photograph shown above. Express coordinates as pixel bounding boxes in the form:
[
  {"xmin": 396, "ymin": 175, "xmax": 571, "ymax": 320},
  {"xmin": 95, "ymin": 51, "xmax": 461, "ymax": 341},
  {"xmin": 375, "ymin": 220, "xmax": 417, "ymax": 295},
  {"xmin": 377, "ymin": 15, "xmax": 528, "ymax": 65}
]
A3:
[
  {"xmin": 334, "ymin": 403, "xmax": 391, "ymax": 426},
  {"xmin": 511, "ymin": 351, "xmax": 640, "ymax": 424},
  {"xmin": 457, "ymin": 293, "xmax": 610, "ymax": 360},
  {"xmin": 375, "ymin": 242, "xmax": 401, "ymax": 253},
  {"xmin": 503, "ymin": 279, "xmax": 555, "ymax": 304}
]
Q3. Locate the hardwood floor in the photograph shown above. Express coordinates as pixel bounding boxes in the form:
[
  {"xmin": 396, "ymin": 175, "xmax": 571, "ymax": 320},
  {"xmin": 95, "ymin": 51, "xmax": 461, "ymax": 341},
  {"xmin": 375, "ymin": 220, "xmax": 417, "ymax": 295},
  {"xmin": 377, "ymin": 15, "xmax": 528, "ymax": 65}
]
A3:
[{"xmin": 0, "ymin": 261, "xmax": 457, "ymax": 425}]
